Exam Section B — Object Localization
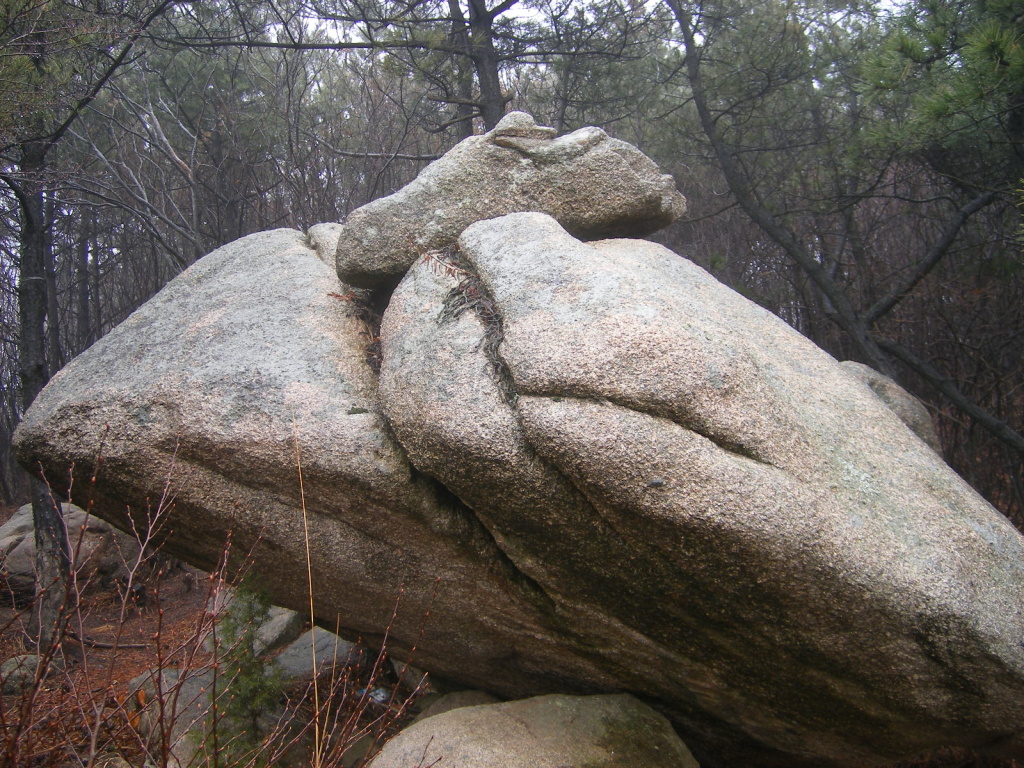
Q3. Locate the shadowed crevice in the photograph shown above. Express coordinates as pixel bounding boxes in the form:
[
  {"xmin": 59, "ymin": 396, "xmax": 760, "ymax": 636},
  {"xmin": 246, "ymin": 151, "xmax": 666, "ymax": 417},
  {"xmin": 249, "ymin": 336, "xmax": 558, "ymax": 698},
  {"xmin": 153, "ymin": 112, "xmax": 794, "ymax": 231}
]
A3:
[
  {"xmin": 432, "ymin": 246, "xmax": 518, "ymax": 406},
  {"xmin": 404, "ymin": 458, "xmax": 558, "ymax": 615}
]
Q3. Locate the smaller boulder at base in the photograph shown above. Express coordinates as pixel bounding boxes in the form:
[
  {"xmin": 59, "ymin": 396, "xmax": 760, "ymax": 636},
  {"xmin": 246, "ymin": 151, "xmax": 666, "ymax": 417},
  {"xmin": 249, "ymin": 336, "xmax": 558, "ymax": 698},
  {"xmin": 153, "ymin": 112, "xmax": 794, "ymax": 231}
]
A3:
[
  {"xmin": 0, "ymin": 502, "xmax": 139, "ymax": 605},
  {"xmin": 839, "ymin": 360, "xmax": 941, "ymax": 452},
  {"xmin": 368, "ymin": 693, "xmax": 700, "ymax": 768}
]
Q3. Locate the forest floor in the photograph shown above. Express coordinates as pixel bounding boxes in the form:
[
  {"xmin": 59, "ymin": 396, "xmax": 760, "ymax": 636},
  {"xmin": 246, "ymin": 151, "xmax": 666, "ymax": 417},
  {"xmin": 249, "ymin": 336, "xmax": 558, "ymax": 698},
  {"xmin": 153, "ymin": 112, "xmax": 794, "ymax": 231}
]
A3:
[
  {"xmin": 0, "ymin": 500, "xmax": 422, "ymax": 768},
  {"xmin": 0, "ymin": 497, "xmax": 215, "ymax": 766}
]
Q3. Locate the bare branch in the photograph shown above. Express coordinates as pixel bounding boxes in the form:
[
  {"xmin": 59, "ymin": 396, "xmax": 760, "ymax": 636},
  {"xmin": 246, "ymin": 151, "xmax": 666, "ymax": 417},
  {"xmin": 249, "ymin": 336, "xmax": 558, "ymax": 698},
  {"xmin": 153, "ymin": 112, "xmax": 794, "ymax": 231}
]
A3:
[
  {"xmin": 876, "ymin": 337, "xmax": 1024, "ymax": 460},
  {"xmin": 864, "ymin": 190, "xmax": 999, "ymax": 324}
]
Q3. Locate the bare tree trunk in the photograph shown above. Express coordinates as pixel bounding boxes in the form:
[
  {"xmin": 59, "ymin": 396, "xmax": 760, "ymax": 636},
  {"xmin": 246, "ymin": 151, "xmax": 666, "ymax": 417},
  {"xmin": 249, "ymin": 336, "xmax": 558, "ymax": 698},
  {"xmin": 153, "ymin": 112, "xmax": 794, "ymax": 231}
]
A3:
[
  {"xmin": 30, "ymin": 480, "xmax": 70, "ymax": 657},
  {"xmin": 92, "ymin": 228, "xmax": 103, "ymax": 336},
  {"xmin": 76, "ymin": 215, "xmax": 93, "ymax": 351},
  {"xmin": 447, "ymin": 0, "xmax": 477, "ymax": 139},
  {"xmin": 17, "ymin": 144, "xmax": 49, "ymax": 409},
  {"xmin": 45, "ymin": 193, "xmax": 62, "ymax": 373},
  {"xmin": 2, "ymin": 0, "xmax": 174, "ymax": 653},
  {"xmin": 443, "ymin": 0, "xmax": 510, "ymax": 133},
  {"xmin": 13, "ymin": 140, "xmax": 71, "ymax": 657},
  {"xmin": 466, "ymin": 0, "xmax": 508, "ymax": 130}
]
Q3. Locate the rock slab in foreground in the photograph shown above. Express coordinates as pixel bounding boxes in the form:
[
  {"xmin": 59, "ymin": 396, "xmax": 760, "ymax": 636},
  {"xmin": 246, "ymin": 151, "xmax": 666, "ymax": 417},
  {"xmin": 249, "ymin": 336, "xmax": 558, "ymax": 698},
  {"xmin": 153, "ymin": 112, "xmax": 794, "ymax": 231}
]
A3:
[{"xmin": 369, "ymin": 694, "xmax": 700, "ymax": 768}]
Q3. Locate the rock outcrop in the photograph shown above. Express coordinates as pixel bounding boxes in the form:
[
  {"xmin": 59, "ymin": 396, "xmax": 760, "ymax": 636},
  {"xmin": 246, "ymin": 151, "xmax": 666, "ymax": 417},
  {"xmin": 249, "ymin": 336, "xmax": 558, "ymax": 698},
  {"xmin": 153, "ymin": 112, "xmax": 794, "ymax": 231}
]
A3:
[
  {"xmin": 0, "ymin": 502, "xmax": 139, "ymax": 604},
  {"xmin": 13, "ymin": 117, "xmax": 1024, "ymax": 768},
  {"xmin": 840, "ymin": 360, "xmax": 942, "ymax": 451},
  {"xmin": 335, "ymin": 111, "xmax": 686, "ymax": 288},
  {"xmin": 378, "ymin": 211, "xmax": 1024, "ymax": 765},
  {"xmin": 11, "ymin": 227, "xmax": 558, "ymax": 701}
]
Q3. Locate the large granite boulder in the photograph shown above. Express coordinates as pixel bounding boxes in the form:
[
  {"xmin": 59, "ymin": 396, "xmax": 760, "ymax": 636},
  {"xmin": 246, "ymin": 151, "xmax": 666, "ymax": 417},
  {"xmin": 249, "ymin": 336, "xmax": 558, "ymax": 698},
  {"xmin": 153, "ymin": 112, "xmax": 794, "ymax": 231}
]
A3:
[
  {"xmin": 335, "ymin": 111, "xmax": 687, "ymax": 288},
  {"xmin": 375, "ymin": 212, "xmax": 1024, "ymax": 765},
  {"xmin": 11, "ymin": 228, "xmax": 558, "ymax": 697},
  {"xmin": 12, "ymin": 124, "xmax": 1024, "ymax": 766}
]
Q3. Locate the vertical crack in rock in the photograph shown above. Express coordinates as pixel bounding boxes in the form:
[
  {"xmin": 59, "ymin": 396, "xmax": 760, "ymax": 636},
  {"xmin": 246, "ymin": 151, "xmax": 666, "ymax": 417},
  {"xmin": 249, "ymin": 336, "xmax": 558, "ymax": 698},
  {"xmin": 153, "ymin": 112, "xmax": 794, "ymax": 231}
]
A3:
[
  {"xmin": 397, "ymin": 251, "xmax": 711, "ymax": 645},
  {"xmin": 329, "ymin": 287, "xmax": 384, "ymax": 374},
  {"xmin": 432, "ymin": 246, "xmax": 518, "ymax": 406}
]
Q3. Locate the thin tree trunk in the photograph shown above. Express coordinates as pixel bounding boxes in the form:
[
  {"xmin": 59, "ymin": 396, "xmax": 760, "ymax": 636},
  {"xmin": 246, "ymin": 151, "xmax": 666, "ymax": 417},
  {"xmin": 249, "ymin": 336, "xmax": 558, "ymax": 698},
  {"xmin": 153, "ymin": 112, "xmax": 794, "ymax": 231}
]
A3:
[
  {"xmin": 92, "ymin": 228, "xmax": 102, "ymax": 337},
  {"xmin": 14, "ymin": 141, "xmax": 71, "ymax": 657},
  {"xmin": 45, "ymin": 192, "xmax": 62, "ymax": 373},
  {"xmin": 76, "ymin": 214, "xmax": 92, "ymax": 351},
  {"xmin": 30, "ymin": 479, "xmax": 70, "ymax": 657},
  {"xmin": 17, "ymin": 144, "xmax": 49, "ymax": 409}
]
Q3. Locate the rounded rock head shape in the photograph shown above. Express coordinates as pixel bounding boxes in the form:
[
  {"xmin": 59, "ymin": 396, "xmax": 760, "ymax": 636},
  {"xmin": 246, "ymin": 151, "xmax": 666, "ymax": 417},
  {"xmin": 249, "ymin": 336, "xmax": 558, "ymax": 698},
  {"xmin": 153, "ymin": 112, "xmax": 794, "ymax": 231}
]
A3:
[{"xmin": 335, "ymin": 112, "xmax": 686, "ymax": 289}]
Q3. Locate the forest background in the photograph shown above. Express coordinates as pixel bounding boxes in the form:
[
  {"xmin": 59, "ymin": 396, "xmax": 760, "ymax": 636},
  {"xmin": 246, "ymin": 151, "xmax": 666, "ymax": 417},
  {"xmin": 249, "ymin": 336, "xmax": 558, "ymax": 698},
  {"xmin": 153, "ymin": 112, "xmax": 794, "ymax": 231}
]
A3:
[{"xmin": 1, "ymin": 0, "xmax": 1021, "ymax": 530}]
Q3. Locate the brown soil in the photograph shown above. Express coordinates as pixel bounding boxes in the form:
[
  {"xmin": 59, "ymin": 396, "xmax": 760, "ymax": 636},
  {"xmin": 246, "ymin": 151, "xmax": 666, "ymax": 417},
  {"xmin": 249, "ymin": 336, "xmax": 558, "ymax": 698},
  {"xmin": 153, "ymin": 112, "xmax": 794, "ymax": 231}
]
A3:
[
  {"xmin": 0, "ymin": 502, "xmax": 414, "ymax": 768},
  {"xmin": 0, "ymin": 546, "xmax": 213, "ymax": 767}
]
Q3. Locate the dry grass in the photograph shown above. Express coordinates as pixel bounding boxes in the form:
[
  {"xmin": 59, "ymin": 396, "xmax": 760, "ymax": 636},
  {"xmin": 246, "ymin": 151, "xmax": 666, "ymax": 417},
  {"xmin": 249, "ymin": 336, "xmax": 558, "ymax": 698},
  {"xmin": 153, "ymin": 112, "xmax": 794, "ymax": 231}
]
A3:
[
  {"xmin": 0, "ymin": 498, "xmax": 422, "ymax": 768},
  {"xmin": 0, "ymin": 556, "xmax": 212, "ymax": 766}
]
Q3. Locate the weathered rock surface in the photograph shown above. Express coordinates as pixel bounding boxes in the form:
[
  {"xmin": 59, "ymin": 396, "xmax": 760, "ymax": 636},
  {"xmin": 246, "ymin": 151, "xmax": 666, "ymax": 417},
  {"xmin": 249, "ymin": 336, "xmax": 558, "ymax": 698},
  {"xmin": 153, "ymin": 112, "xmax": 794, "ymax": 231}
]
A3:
[
  {"xmin": 307, "ymin": 221, "xmax": 344, "ymax": 267},
  {"xmin": 273, "ymin": 627, "xmax": 365, "ymax": 679},
  {"xmin": 0, "ymin": 502, "xmax": 139, "ymax": 604},
  {"xmin": 12, "ymin": 228, "xmax": 562, "ymax": 700},
  {"xmin": 840, "ymin": 360, "xmax": 942, "ymax": 451},
  {"xmin": 130, "ymin": 667, "xmax": 214, "ymax": 768},
  {"xmin": 204, "ymin": 588, "xmax": 306, "ymax": 656},
  {"xmin": 256, "ymin": 605, "xmax": 306, "ymax": 656},
  {"xmin": 369, "ymin": 693, "xmax": 700, "ymax": 768},
  {"xmin": 379, "ymin": 212, "xmax": 1024, "ymax": 765},
  {"xmin": 335, "ymin": 112, "xmax": 686, "ymax": 288},
  {"xmin": 412, "ymin": 689, "xmax": 499, "ymax": 724},
  {"xmin": 1, "ymin": 654, "xmax": 41, "ymax": 695},
  {"xmin": 12, "ymin": 127, "xmax": 1024, "ymax": 767}
]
